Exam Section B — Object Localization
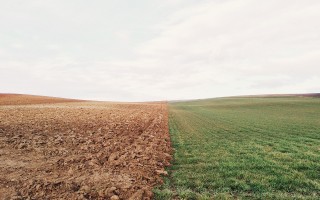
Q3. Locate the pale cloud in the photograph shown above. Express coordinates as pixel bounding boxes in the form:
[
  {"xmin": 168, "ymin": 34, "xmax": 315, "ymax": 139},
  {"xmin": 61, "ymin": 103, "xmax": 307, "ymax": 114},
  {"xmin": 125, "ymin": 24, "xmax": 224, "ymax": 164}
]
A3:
[{"xmin": 0, "ymin": 0, "xmax": 319, "ymax": 101}]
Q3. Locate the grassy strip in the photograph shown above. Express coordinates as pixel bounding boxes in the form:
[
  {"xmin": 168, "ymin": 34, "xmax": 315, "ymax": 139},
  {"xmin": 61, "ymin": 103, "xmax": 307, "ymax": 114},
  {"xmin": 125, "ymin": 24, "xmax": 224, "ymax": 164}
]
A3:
[{"xmin": 154, "ymin": 97, "xmax": 320, "ymax": 199}]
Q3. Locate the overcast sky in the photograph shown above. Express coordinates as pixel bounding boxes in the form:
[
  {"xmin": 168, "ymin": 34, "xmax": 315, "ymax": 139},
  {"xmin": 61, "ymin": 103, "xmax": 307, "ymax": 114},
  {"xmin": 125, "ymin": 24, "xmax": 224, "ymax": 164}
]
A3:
[{"xmin": 1, "ymin": 0, "xmax": 319, "ymax": 101}]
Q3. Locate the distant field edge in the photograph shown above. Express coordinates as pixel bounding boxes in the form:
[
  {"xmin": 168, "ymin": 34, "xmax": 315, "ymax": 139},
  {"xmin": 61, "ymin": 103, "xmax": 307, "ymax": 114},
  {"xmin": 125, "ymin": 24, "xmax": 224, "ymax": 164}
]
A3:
[
  {"xmin": 0, "ymin": 93, "xmax": 85, "ymax": 105},
  {"xmin": 169, "ymin": 93, "xmax": 320, "ymax": 103}
]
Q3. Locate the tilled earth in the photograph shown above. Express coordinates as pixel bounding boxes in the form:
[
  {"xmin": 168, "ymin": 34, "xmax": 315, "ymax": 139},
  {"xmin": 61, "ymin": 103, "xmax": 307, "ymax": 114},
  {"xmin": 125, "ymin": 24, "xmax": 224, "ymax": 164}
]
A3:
[
  {"xmin": 0, "ymin": 94, "xmax": 82, "ymax": 105},
  {"xmin": 0, "ymin": 96, "xmax": 172, "ymax": 200}
]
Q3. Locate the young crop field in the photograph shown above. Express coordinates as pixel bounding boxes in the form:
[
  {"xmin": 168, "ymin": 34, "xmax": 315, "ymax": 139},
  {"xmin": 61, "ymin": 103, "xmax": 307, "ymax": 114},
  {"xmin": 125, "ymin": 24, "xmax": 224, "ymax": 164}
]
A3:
[{"xmin": 155, "ymin": 96, "xmax": 320, "ymax": 199}]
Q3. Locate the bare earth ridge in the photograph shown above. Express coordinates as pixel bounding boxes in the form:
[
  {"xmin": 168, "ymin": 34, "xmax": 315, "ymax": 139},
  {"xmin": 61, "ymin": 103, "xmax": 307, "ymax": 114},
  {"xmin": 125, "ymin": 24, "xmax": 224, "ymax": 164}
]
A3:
[
  {"xmin": 0, "ymin": 95, "xmax": 172, "ymax": 199},
  {"xmin": 0, "ymin": 94, "xmax": 83, "ymax": 106}
]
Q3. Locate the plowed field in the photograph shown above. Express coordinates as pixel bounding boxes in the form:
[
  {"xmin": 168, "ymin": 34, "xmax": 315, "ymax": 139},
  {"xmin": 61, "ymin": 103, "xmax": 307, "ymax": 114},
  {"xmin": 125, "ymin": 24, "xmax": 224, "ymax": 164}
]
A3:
[
  {"xmin": 0, "ymin": 94, "xmax": 82, "ymax": 105},
  {"xmin": 0, "ymin": 95, "xmax": 172, "ymax": 200}
]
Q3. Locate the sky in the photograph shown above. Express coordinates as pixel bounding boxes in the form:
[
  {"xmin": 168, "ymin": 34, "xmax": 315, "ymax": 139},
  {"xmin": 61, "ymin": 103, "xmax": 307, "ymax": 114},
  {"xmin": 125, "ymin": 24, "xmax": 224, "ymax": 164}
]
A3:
[{"xmin": 0, "ymin": 0, "xmax": 319, "ymax": 101}]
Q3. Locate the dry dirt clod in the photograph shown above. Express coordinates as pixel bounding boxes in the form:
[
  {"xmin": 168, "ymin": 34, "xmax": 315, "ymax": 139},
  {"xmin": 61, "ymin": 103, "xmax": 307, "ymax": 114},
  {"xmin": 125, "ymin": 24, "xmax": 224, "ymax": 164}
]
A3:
[
  {"xmin": 155, "ymin": 169, "xmax": 168, "ymax": 176},
  {"xmin": 18, "ymin": 143, "xmax": 27, "ymax": 149},
  {"xmin": 80, "ymin": 185, "xmax": 91, "ymax": 194},
  {"xmin": 98, "ymin": 189, "xmax": 105, "ymax": 197},
  {"xmin": 144, "ymin": 189, "xmax": 153, "ymax": 198},
  {"xmin": 128, "ymin": 189, "xmax": 144, "ymax": 200},
  {"xmin": 35, "ymin": 184, "xmax": 41, "ymax": 190},
  {"xmin": 11, "ymin": 196, "xmax": 23, "ymax": 200},
  {"xmin": 104, "ymin": 186, "xmax": 117, "ymax": 197},
  {"xmin": 110, "ymin": 195, "xmax": 120, "ymax": 200}
]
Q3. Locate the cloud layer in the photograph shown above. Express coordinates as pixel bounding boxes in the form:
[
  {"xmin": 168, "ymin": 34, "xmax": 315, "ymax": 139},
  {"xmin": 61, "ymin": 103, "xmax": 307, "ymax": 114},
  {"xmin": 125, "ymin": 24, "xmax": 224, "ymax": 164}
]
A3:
[{"xmin": 1, "ymin": 0, "xmax": 319, "ymax": 101}]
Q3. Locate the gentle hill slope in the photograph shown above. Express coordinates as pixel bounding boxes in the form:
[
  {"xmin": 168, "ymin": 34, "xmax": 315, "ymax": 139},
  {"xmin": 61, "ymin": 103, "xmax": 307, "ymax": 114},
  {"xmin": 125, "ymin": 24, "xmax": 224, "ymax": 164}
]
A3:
[
  {"xmin": 0, "ymin": 94, "xmax": 83, "ymax": 105},
  {"xmin": 155, "ymin": 96, "xmax": 320, "ymax": 199}
]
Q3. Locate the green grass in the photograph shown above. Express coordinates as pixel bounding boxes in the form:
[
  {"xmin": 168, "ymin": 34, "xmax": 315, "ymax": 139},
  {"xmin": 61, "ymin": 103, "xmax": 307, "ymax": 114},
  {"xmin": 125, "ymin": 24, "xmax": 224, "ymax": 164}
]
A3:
[{"xmin": 154, "ymin": 97, "xmax": 320, "ymax": 199}]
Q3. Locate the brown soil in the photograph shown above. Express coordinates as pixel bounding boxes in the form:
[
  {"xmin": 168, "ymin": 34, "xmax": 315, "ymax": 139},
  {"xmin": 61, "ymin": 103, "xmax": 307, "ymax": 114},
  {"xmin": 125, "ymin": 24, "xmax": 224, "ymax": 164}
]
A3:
[
  {"xmin": 0, "ymin": 94, "xmax": 83, "ymax": 105},
  {"xmin": 0, "ymin": 95, "xmax": 172, "ymax": 200}
]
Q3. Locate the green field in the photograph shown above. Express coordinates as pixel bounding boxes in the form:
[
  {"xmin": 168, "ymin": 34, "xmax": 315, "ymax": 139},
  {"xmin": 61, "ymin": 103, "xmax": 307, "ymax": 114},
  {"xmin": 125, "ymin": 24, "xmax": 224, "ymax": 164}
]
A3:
[{"xmin": 154, "ymin": 97, "xmax": 320, "ymax": 199}]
